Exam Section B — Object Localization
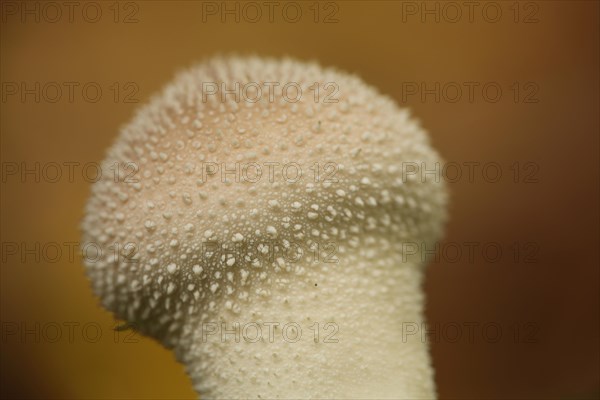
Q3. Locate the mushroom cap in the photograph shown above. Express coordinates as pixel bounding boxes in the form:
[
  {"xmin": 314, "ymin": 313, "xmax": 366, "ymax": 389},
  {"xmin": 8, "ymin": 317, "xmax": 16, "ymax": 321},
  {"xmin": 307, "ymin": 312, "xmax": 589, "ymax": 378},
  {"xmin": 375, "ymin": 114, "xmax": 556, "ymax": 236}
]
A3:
[{"xmin": 82, "ymin": 55, "xmax": 447, "ymax": 347}]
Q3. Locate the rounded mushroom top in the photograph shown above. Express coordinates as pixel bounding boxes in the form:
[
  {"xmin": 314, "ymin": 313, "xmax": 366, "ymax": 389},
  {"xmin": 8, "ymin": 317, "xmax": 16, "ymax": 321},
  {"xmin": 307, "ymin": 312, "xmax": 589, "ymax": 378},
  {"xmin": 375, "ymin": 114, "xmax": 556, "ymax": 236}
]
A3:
[{"xmin": 81, "ymin": 56, "xmax": 446, "ymax": 344}]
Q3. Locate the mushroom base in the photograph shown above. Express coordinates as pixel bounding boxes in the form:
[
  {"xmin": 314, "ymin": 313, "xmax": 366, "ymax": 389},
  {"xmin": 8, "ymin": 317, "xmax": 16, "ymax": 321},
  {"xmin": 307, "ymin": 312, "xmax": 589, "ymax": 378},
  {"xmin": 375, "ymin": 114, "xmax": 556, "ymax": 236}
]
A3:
[{"xmin": 177, "ymin": 255, "xmax": 436, "ymax": 399}]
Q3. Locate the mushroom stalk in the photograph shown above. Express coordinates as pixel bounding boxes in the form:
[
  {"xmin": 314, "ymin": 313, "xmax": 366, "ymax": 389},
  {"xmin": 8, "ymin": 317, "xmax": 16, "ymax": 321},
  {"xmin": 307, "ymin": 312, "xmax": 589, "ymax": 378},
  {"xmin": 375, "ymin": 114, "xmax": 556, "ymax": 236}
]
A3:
[
  {"xmin": 182, "ymin": 256, "xmax": 434, "ymax": 398},
  {"xmin": 82, "ymin": 56, "xmax": 446, "ymax": 399}
]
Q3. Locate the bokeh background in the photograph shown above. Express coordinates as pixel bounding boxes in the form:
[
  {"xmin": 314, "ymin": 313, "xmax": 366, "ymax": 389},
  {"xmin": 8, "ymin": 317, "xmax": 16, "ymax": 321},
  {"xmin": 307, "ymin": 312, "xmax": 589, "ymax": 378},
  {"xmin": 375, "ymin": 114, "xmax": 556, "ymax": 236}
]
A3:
[{"xmin": 1, "ymin": 1, "xmax": 598, "ymax": 398}]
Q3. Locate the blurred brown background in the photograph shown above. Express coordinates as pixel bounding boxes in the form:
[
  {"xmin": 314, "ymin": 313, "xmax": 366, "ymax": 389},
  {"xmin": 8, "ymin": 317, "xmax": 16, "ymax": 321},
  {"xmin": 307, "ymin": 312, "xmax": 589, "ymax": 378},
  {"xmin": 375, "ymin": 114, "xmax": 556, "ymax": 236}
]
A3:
[{"xmin": 1, "ymin": 1, "xmax": 598, "ymax": 399}]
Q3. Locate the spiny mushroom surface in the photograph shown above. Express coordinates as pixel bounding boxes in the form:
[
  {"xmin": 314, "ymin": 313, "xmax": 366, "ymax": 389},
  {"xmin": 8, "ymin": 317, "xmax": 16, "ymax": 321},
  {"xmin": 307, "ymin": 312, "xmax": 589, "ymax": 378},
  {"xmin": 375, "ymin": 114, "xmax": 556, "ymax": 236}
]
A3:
[{"xmin": 82, "ymin": 56, "xmax": 447, "ymax": 399}]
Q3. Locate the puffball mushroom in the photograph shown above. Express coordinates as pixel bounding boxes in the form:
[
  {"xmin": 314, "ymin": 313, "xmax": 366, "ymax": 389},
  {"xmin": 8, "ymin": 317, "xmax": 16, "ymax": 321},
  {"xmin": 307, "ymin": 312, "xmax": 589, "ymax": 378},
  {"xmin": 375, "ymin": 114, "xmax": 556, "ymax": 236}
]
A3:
[{"xmin": 82, "ymin": 56, "xmax": 447, "ymax": 399}]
